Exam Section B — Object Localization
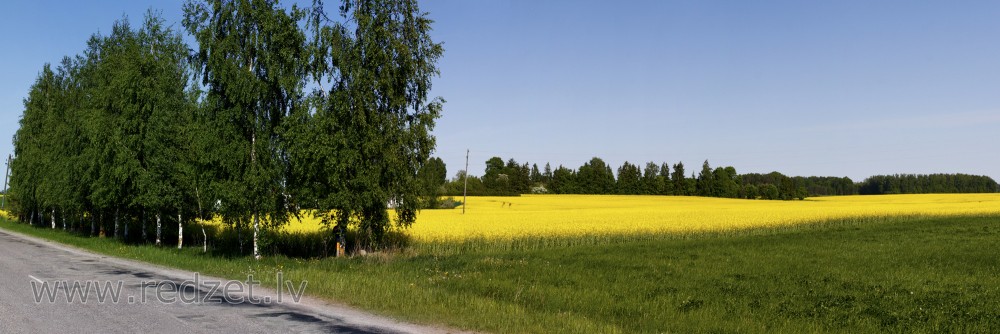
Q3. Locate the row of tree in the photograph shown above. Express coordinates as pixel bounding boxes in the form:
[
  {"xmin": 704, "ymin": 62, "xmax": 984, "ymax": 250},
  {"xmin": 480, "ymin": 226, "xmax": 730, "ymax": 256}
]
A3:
[
  {"xmin": 439, "ymin": 156, "xmax": 996, "ymax": 200},
  {"xmin": 441, "ymin": 157, "xmax": 823, "ymax": 200},
  {"xmin": 7, "ymin": 0, "xmax": 444, "ymax": 257},
  {"xmin": 858, "ymin": 174, "xmax": 998, "ymax": 195}
]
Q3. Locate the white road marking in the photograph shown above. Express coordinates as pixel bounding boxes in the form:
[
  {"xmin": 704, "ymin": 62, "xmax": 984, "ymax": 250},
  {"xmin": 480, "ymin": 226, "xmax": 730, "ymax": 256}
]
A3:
[{"xmin": 27, "ymin": 275, "xmax": 44, "ymax": 284}]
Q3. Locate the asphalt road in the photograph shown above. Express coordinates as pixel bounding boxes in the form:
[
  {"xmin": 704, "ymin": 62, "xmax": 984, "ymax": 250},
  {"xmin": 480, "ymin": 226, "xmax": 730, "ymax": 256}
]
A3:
[{"xmin": 0, "ymin": 228, "xmax": 455, "ymax": 334}]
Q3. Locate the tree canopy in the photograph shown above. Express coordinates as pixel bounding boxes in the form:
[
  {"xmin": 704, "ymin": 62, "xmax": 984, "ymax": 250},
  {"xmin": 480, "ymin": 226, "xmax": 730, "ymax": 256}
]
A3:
[{"xmin": 8, "ymin": 0, "xmax": 445, "ymax": 256}]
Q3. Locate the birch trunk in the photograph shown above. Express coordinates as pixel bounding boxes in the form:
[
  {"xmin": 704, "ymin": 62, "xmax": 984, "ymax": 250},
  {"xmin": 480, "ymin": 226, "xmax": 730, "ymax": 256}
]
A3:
[
  {"xmin": 177, "ymin": 212, "xmax": 183, "ymax": 249},
  {"xmin": 250, "ymin": 113, "xmax": 260, "ymax": 259},
  {"xmin": 50, "ymin": 208, "xmax": 55, "ymax": 229},
  {"xmin": 155, "ymin": 213, "xmax": 162, "ymax": 246},
  {"xmin": 252, "ymin": 213, "xmax": 260, "ymax": 259},
  {"xmin": 195, "ymin": 187, "xmax": 207, "ymax": 253}
]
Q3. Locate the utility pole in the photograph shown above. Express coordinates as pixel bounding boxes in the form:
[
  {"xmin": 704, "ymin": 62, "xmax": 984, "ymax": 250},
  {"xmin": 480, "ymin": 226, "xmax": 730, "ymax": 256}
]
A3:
[
  {"xmin": 463, "ymin": 149, "xmax": 469, "ymax": 214},
  {"xmin": 2, "ymin": 154, "xmax": 10, "ymax": 210}
]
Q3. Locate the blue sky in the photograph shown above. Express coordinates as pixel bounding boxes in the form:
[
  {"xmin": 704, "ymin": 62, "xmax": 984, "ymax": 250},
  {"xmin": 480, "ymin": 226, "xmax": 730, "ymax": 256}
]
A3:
[{"xmin": 2, "ymin": 0, "xmax": 999, "ymax": 182}]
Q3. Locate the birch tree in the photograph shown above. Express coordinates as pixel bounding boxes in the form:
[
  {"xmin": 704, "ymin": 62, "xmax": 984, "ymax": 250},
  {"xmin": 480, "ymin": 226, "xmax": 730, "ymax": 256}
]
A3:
[
  {"xmin": 133, "ymin": 12, "xmax": 198, "ymax": 248},
  {"xmin": 288, "ymin": 0, "xmax": 444, "ymax": 248},
  {"xmin": 184, "ymin": 0, "xmax": 307, "ymax": 258}
]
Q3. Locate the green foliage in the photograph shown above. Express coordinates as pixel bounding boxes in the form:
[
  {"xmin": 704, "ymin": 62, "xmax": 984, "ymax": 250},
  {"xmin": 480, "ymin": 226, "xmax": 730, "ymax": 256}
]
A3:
[
  {"xmin": 576, "ymin": 157, "xmax": 615, "ymax": 194},
  {"xmin": 548, "ymin": 165, "xmax": 576, "ymax": 194},
  {"xmin": 284, "ymin": 0, "xmax": 444, "ymax": 246},
  {"xmin": 615, "ymin": 161, "xmax": 642, "ymax": 195},
  {"xmin": 760, "ymin": 183, "xmax": 779, "ymax": 200},
  {"xmin": 482, "ymin": 157, "xmax": 506, "ymax": 193},
  {"xmin": 639, "ymin": 162, "xmax": 662, "ymax": 195},
  {"xmin": 741, "ymin": 184, "xmax": 759, "ymax": 199},
  {"xmin": 796, "ymin": 176, "xmax": 856, "ymax": 196},
  {"xmin": 463, "ymin": 157, "xmax": 862, "ymax": 201},
  {"xmin": 417, "ymin": 157, "xmax": 447, "ymax": 208},
  {"xmin": 10, "ymin": 12, "xmax": 197, "ymax": 236},
  {"xmin": 696, "ymin": 160, "xmax": 715, "ymax": 196},
  {"xmin": 9, "ymin": 64, "xmax": 58, "ymax": 219},
  {"xmin": 184, "ymin": 0, "xmax": 307, "ymax": 243},
  {"xmin": 713, "ymin": 166, "xmax": 740, "ymax": 198},
  {"xmin": 10, "ymin": 0, "xmax": 445, "ymax": 254},
  {"xmin": 671, "ymin": 162, "xmax": 688, "ymax": 195},
  {"xmin": 859, "ymin": 174, "xmax": 998, "ymax": 195},
  {"xmin": 542, "ymin": 163, "xmax": 553, "ymax": 185},
  {"xmin": 657, "ymin": 162, "xmax": 673, "ymax": 195},
  {"xmin": 529, "ymin": 163, "xmax": 542, "ymax": 185},
  {"xmin": 479, "ymin": 157, "xmax": 531, "ymax": 195},
  {"xmin": 506, "ymin": 159, "xmax": 531, "ymax": 194},
  {"xmin": 444, "ymin": 170, "xmax": 488, "ymax": 196},
  {"xmin": 742, "ymin": 172, "xmax": 810, "ymax": 200}
]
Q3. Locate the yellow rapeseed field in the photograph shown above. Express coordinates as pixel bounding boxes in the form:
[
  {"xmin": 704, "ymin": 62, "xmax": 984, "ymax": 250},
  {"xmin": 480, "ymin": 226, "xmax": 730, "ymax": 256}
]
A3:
[
  {"xmin": 5, "ymin": 194, "xmax": 999, "ymax": 241},
  {"xmin": 274, "ymin": 194, "xmax": 1000, "ymax": 242}
]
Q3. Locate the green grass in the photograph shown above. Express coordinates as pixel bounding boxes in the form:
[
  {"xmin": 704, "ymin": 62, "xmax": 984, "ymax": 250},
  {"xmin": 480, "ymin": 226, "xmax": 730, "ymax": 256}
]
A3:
[{"xmin": 2, "ymin": 215, "xmax": 999, "ymax": 333}]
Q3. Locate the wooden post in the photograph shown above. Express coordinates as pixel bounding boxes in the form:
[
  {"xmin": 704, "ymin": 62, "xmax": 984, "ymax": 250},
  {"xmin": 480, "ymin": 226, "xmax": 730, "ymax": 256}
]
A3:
[
  {"xmin": 335, "ymin": 228, "xmax": 346, "ymax": 257},
  {"xmin": 463, "ymin": 149, "xmax": 468, "ymax": 214},
  {"xmin": 2, "ymin": 154, "xmax": 10, "ymax": 210}
]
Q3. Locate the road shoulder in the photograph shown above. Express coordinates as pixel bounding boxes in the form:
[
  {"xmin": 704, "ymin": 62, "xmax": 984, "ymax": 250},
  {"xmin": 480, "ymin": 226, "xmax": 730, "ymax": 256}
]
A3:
[{"xmin": 0, "ymin": 226, "xmax": 466, "ymax": 334}]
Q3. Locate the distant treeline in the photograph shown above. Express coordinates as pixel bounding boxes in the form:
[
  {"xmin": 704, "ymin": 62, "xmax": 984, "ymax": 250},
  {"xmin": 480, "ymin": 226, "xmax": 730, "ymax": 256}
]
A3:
[
  {"xmin": 438, "ymin": 156, "xmax": 846, "ymax": 200},
  {"xmin": 858, "ymin": 174, "xmax": 998, "ymax": 195},
  {"xmin": 431, "ymin": 156, "xmax": 997, "ymax": 200}
]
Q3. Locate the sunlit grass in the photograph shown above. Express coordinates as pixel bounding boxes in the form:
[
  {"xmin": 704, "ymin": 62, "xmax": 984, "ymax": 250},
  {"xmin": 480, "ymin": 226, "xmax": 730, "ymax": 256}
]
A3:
[{"xmin": 4, "ymin": 208, "xmax": 1000, "ymax": 333}]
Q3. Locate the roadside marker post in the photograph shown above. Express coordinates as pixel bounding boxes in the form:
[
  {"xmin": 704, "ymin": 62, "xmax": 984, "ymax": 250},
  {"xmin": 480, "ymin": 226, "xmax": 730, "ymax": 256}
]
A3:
[
  {"xmin": 463, "ymin": 149, "xmax": 468, "ymax": 214},
  {"xmin": 2, "ymin": 154, "xmax": 10, "ymax": 210}
]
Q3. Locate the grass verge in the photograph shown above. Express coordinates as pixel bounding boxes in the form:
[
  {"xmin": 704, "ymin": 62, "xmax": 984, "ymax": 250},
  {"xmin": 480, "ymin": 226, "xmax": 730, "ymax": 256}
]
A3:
[{"xmin": 1, "ymin": 214, "xmax": 999, "ymax": 333}]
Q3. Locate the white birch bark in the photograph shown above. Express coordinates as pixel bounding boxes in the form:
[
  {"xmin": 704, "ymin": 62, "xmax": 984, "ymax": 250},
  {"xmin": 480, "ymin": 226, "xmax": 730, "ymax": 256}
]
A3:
[
  {"xmin": 177, "ymin": 212, "xmax": 183, "ymax": 249},
  {"xmin": 155, "ymin": 213, "xmax": 162, "ymax": 246},
  {"xmin": 253, "ymin": 214, "xmax": 260, "ymax": 259}
]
